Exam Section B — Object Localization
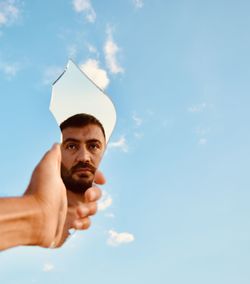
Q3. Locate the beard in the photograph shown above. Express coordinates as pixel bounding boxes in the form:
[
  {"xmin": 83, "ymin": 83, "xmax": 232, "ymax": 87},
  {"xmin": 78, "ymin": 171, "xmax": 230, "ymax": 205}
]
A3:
[{"xmin": 61, "ymin": 161, "xmax": 96, "ymax": 194}]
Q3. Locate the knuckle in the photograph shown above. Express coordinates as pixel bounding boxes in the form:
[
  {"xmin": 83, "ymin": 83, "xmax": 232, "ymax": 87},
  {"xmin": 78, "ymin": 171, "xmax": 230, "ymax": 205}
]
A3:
[
  {"xmin": 77, "ymin": 205, "xmax": 90, "ymax": 218},
  {"xmin": 89, "ymin": 202, "xmax": 97, "ymax": 215},
  {"xmin": 73, "ymin": 217, "xmax": 91, "ymax": 230},
  {"xmin": 82, "ymin": 217, "xmax": 91, "ymax": 230},
  {"xmin": 95, "ymin": 187, "xmax": 102, "ymax": 199}
]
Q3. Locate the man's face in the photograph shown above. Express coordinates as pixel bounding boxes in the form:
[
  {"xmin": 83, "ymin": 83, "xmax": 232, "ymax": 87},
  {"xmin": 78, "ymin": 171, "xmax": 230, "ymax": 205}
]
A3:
[{"xmin": 61, "ymin": 124, "xmax": 105, "ymax": 194}]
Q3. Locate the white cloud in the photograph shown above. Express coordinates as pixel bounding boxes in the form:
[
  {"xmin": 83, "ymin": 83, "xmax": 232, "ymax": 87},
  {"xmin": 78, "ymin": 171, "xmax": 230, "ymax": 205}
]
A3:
[
  {"xmin": 188, "ymin": 102, "xmax": 207, "ymax": 113},
  {"xmin": 108, "ymin": 136, "xmax": 128, "ymax": 152},
  {"xmin": 133, "ymin": 0, "xmax": 144, "ymax": 8},
  {"xmin": 198, "ymin": 138, "xmax": 207, "ymax": 145},
  {"xmin": 43, "ymin": 66, "xmax": 63, "ymax": 85},
  {"xmin": 107, "ymin": 230, "xmax": 135, "ymax": 247},
  {"xmin": 104, "ymin": 26, "xmax": 124, "ymax": 74},
  {"xmin": 0, "ymin": 62, "xmax": 19, "ymax": 78},
  {"xmin": 87, "ymin": 43, "xmax": 98, "ymax": 54},
  {"xmin": 98, "ymin": 190, "xmax": 113, "ymax": 211},
  {"xmin": 105, "ymin": 212, "xmax": 115, "ymax": 218},
  {"xmin": 0, "ymin": 0, "xmax": 20, "ymax": 27},
  {"xmin": 132, "ymin": 113, "xmax": 142, "ymax": 127},
  {"xmin": 72, "ymin": 0, "xmax": 96, "ymax": 23},
  {"xmin": 80, "ymin": 59, "xmax": 109, "ymax": 90},
  {"xmin": 43, "ymin": 263, "xmax": 54, "ymax": 272}
]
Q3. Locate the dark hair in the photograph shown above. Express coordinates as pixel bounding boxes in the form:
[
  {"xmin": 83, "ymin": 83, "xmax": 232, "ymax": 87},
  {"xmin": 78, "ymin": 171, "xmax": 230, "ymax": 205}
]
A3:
[{"xmin": 60, "ymin": 113, "xmax": 106, "ymax": 139}]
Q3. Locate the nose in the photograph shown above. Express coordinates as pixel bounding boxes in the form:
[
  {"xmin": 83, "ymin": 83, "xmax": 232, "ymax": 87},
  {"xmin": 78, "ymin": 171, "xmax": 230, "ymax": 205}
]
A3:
[{"xmin": 75, "ymin": 146, "xmax": 91, "ymax": 163}]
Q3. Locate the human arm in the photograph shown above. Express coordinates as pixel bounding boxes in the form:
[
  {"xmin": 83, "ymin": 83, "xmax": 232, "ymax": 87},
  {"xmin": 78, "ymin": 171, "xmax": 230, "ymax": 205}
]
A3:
[
  {"xmin": 0, "ymin": 195, "xmax": 43, "ymax": 250},
  {"xmin": 0, "ymin": 145, "xmax": 105, "ymax": 250},
  {"xmin": 0, "ymin": 144, "xmax": 67, "ymax": 250}
]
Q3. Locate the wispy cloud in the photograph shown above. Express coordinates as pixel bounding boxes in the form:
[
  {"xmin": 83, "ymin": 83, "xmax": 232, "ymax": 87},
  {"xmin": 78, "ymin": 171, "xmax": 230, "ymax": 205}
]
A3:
[
  {"xmin": 72, "ymin": 0, "xmax": 96, "ymax": 23},
  {"xmin": 105, "ymin": 213, "xmax": 115, "ymax": 218},
  {"xmin": 108, "ymin": 136, "xmax": 128, "ymax": 152},
  {"xmin": 104, "ymin": 26, "xmax": 124, "ymax": 74},
  {"xmin": 132, "ymin": 113, "xmax": 142, "ymax": 127},
  {"xmin": 43, "ymin": 66, "xmax": 63, "ymax": 85},
  {"xmin": 107, "ymin": 230, "xmax": 135, "ymax": 246},
  {"xmin": 188, "ymin": 102, "xmax": 207, "ymax": 113},
  {"xmin": 43, "ymin": 263, "xmax": 54, "ymax": 272},
  {"xmin": 0, "ymin": 61, "xmax": 20, "ymax": 79},
  {"xmin": 0, "ymin": 0, "xmax": 20, "ymax": 27},
  {"xmin": 80, "ymin": 59, "xmax": 110, "ymax": 90},
  {"xmin": 98, "ymin": 190, "xmax": 113, "ymax": 211},
  {"xmin": 67, "ymin": 44, "xmax": 78, "ymax": 59},
  {"xmin": 195, "ymin": 127, "xmax": 209, "ymax": 145},
  {"xmin": 86, "ymin": 43, "xmax": 98, "ymax": 55},
  {"xmin": 198, "ymin": 138, "xmax": 207, "ymax": 145},
  {"xmin": 134, "ymin": 132, "xmax": 143, "ymax": 139},
  {"xmin": 133, "ymin": 0, "xmax": 144, "ymax": 9},
  {"xmin": 195, "ymin": 126, "xmax": 210, "ymax": 136}
]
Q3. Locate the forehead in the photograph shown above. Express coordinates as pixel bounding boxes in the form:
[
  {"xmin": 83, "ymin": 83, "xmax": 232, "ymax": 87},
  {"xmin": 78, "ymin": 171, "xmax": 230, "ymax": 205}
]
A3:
[{"xmin": 62, "ymin": 124, "xmax": 106, "ymax": 144}]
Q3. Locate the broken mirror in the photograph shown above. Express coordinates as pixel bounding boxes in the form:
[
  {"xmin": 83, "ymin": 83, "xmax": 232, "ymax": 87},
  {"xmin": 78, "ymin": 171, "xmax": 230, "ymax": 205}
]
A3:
[{"xmin": 50, "ymin": 59, "xmax": 116, "ymax": 194}]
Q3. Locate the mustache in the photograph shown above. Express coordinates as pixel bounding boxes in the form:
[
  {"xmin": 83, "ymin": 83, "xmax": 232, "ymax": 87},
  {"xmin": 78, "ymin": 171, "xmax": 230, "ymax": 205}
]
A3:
[{"xmin": 71, "ymin": 162, "xmax": 96, "ymax": 174}]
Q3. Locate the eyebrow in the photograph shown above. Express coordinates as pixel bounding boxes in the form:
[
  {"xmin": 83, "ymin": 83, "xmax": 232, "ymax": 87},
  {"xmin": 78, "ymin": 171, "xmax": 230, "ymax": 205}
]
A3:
[
  {"xmin": 62, "ymin": 138, "xmax": 80, "ymax": 145},
  {"xmin": 62, "ymin": 138, "xmax": 103, "ymax": 145},
  {"xmin": 86, "ymin": 139, "xmax": 102, "ymax": 144}
]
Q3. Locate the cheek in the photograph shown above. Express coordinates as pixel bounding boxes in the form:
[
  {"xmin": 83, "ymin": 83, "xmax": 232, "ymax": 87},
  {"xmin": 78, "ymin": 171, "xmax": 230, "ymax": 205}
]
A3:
[
  {"xmin": 93, "ymin": 152, "xmax": 104, "ymax": 166},
  {"xmin": 61, "ymin": 151, "xmax": 75, "ymax": 169}
]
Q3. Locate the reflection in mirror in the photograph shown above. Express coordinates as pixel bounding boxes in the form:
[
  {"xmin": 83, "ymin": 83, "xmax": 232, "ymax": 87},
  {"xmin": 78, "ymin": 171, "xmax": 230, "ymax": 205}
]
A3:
[
  {"xmin": 50, "ymin": 60, "xmax": 116, "ymax": 193},
  {"xmin": 50, "ymin": 59, "xmax": 116, "ymax": 142}
]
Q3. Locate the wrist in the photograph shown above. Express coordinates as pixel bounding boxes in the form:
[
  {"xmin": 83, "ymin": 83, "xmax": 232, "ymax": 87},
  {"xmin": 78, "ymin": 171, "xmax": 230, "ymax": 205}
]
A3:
[{"xmin": 0, "ymin": 195, "xmax": 43, "ymax": 250}]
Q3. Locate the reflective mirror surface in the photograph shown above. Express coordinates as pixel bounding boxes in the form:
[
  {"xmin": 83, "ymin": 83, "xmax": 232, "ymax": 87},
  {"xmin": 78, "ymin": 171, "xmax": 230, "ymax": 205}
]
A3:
[{"xmin": 50, "ymin": 59, "xmax": 116, "ymax": 142}]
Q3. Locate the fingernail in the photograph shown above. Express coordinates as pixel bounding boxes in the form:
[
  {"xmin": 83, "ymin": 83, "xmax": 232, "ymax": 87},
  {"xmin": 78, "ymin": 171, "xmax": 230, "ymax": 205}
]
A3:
[{"xmin": 49, "ymin": 241, "xmax": 56, "ymax": 248}]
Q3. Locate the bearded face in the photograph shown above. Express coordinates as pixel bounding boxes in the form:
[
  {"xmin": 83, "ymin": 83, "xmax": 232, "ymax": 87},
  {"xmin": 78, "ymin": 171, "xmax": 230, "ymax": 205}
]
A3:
[
  {"xmin": 61, "ymin": 161, "xmax": 96, "ymax": 194},
  {"xmin": 60, "ymin": 124, "xmax": 105, "ymax": 194}
]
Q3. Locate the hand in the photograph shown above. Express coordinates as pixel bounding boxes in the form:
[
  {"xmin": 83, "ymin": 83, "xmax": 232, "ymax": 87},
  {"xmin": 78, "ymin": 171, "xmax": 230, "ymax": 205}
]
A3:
[
  {"xmin": 58, "ymin": 171, "xmax": 105, "ymax": 245},
  {"xmin": 24, "ymin": 144, "xmax": 68, "ymax": 248}
]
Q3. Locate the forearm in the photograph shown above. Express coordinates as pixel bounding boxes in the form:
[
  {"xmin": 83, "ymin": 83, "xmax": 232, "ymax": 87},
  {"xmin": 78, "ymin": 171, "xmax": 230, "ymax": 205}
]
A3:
[{"xmin": 0, "ymin": 196, "xmax": 42, "ymax": 250}]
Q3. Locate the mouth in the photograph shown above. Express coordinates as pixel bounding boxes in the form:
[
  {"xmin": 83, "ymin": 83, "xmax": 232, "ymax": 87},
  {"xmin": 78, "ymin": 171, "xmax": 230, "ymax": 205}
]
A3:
[{"xmin": 73, "ymin": 167, "xmax": 94, "ymax": 175}]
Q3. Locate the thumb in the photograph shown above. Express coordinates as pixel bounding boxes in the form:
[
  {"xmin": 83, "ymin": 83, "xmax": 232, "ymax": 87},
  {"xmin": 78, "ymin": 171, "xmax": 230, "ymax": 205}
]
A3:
[{"xmin": 94, "ymin": 170, "xmax": 106, "ymax": 185}]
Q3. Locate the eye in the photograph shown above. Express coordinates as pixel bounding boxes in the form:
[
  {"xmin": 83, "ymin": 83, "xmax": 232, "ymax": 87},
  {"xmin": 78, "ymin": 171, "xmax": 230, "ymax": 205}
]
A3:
[
  {"xmin": 88, "ymin": 142, "xmax": 101, "ymax": 152},
  {"xmin": 65, "ymin": 143, "xmax": 78, "ymax": 151}
]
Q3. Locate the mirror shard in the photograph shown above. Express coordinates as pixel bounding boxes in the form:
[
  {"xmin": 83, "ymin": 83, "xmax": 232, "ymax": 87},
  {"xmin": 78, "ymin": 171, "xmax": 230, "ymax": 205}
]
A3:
[{"xmin": 49, "ymin": 59, "xmax": 116, "ymax": 142}]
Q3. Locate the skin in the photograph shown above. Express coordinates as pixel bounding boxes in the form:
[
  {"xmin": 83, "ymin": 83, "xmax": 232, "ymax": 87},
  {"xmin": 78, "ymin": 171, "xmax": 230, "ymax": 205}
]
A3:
[
  {"xmin": 60, "ymin": 124, "xmax": 106, "ymax": 235},
  {"xmin": 61, "ymin": 124, "xmax": 106, "ymax": 193},
  {"xmin": 0, "ymin": 144, "xmax": 105, "ymax": 250}
]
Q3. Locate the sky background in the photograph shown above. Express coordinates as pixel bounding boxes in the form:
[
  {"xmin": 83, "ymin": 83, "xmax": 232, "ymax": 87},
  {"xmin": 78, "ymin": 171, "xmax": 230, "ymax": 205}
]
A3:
[{"xmin": 1, "ymin": 0, "xmax": 250, "ymax": 283}]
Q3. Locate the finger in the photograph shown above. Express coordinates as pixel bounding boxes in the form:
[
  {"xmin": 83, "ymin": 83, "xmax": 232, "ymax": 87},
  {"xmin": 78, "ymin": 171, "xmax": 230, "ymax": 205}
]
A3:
[
  {"xmin": 37, "ymin": 143, "xmax": 61, "ymax": 173},
  {"xmin": 76, "ymin": 205, "xmax": 90, "ymax": 218},
  {"xmin": 73, "ymin": 217, "xmax": 91, "ymax": 230},
  {"xmin": 87, "ymin": 202, "xmax": 98, "ymax": 216},
  {"xmin": 49, "ymin": 143, "xmax": 62, "ymax": 171},
  {"xmin": 94, "ymin": 171, "xmax": 106, "ymax": 185},
  {"xmin": 84, "ymin": 186, "xmax": 102, "ymax": 202},
  {"xmin": 77, "ymin": 202, "xmax": 98, "ymax": 217},
  {"xmin": 24, "ymin": 144, "xmax": 62, "ymax": 195}
]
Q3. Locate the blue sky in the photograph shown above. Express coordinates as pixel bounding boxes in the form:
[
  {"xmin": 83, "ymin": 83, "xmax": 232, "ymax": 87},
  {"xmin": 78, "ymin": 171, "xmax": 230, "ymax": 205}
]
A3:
[{"xmin": 1, "ymin": 0, "xmax": 250, "ymax": 283}]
